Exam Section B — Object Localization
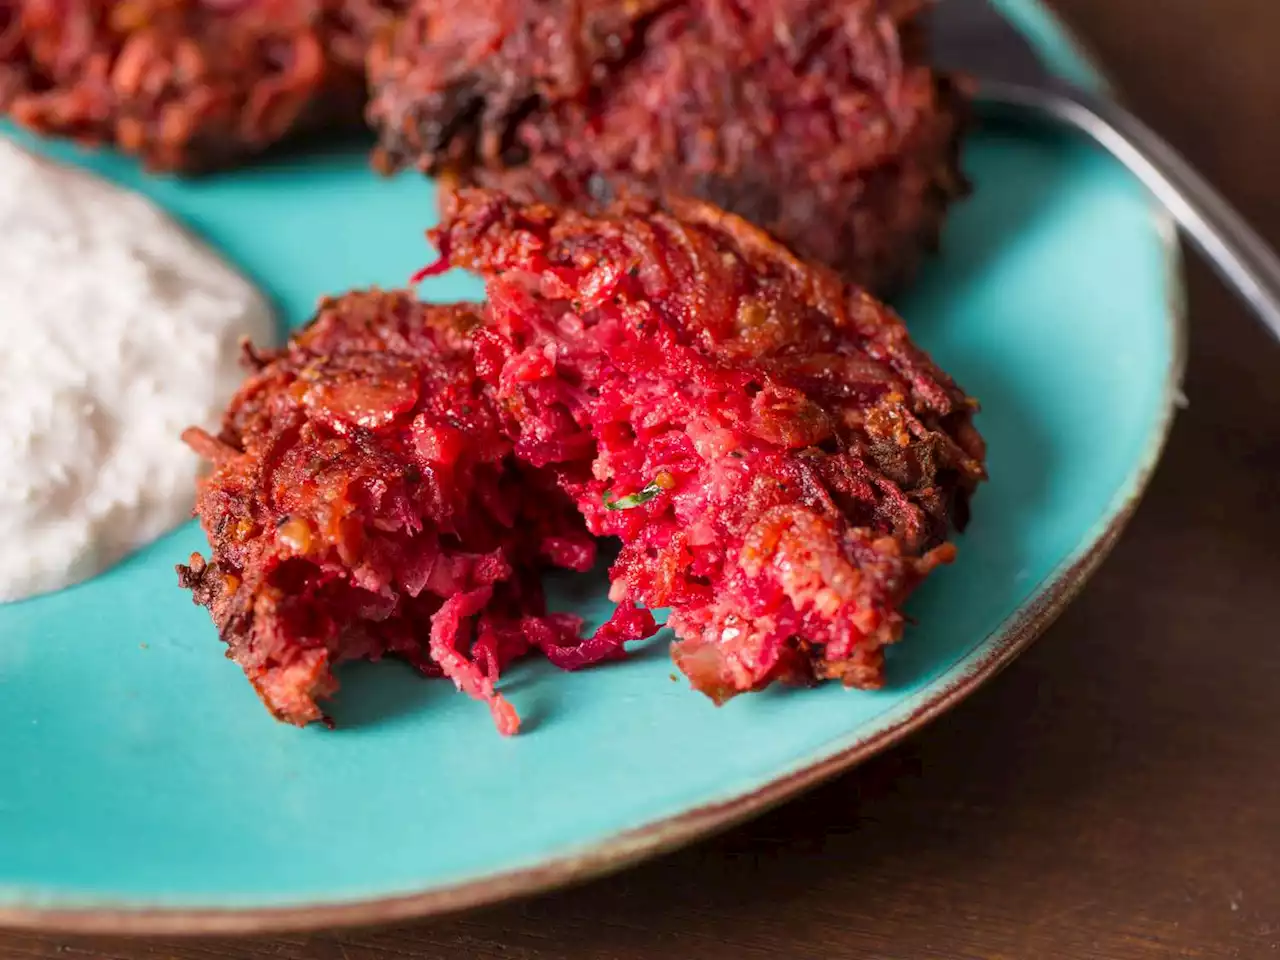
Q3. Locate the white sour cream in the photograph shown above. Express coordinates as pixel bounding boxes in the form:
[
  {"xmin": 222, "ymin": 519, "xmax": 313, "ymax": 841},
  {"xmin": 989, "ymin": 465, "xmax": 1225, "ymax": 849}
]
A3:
[{"xmin": 0, "ymin": 141, "xmax": 275, "ymax": 602}]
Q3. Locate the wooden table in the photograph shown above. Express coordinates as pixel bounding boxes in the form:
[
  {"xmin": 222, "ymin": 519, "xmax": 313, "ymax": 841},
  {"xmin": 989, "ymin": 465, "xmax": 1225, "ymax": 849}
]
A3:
[{"xmin": 6, "ymin": 1, "xmax": 1280, "ymax": 957}]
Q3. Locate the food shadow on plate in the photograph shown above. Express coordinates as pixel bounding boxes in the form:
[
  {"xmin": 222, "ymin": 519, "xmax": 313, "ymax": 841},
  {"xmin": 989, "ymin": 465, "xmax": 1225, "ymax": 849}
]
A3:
[
  {"xmin": 328, "ymin": 654, "xmax": 562, "ymax": 735},
  {"xmin": 880, "ymin": 127, "xmax": 1112, "ymax": 689},
  {"xmin": 216, "ymin": 128, "xmax": 379, "ymax": 174},
  {"xmin": 326, "ymin": 646, "xmax": 565, "ymax": 734},
  {"xmin": 326, "ymin": 544, "xmax": 671, "ymax": 732},
  {"xmin": 885, "ymin": 354, "xmax": 1058, "ymax": 689},
  {"xmin": 892, "ymin": 125, "xmax": 1087, "ymax": 333},
  {"xmin": 325, "ymin": 658, "xmax": 447, "ymax": 731}
]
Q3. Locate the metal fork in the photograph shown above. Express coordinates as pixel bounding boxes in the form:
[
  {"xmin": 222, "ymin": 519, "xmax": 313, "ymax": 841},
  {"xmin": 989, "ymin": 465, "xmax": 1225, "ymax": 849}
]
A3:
[{"xmin": 932, "ymin": 0, "xmax": 1280, "ymax": 342}]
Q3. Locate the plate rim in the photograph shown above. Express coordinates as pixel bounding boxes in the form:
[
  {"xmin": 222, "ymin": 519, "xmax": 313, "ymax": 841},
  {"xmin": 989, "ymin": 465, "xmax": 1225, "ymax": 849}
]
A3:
[{"xmin": 0, "ymin": 0, "xmax": 1188, "ymax": 936}]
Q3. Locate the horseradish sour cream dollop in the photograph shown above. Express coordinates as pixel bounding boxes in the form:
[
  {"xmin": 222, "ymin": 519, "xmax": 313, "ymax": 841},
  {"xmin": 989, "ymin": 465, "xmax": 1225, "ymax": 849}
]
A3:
[{"xmin": 0, "ymin": 141, "xmax": 275, "ymax": 602}]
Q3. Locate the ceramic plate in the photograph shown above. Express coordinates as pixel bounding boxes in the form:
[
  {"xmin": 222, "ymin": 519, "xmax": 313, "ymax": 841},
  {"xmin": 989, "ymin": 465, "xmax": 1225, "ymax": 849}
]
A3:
[{"xmin": 0, "ymin": 0, "xmax": 1183, "ymax": 935}]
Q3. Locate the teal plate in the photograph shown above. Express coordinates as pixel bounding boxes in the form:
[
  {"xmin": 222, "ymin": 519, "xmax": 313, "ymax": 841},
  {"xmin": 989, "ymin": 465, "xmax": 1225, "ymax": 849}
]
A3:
[{"xmin": 0, "ymin": 0, "xmax": 1183, "ymax": 935}]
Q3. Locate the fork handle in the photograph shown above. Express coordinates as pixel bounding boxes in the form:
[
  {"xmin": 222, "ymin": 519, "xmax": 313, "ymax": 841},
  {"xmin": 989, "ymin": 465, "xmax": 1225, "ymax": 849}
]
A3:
[{"xmin": 981, "ymin": 79, "xmax": 1280, "ymax": 344}]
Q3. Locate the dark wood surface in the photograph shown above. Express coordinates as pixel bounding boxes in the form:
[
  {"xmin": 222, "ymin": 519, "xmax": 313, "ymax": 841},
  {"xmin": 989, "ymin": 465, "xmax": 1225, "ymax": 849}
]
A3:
[{"xmin": 6, "ymin": 1, "xmax": 1280, "ymax": 957}]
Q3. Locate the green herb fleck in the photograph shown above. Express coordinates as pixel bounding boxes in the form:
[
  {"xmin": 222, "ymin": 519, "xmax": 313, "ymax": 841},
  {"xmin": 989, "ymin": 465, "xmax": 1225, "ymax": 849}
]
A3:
[{"xmin": 603, "ymin": 481, "xmax": 663, "ymax": 510}]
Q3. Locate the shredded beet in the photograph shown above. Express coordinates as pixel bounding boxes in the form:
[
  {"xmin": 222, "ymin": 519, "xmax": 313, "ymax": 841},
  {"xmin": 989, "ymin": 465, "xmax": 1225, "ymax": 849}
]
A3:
[
  {"xmin": 178, "ymin": 290, "xmax": 655, "ymax": 732},
  {"xmin": 0, "ymin": 0, "xmax": 408, "ymax": 172},
  {"xmin": 429, "ymin": 188, "xmax": 987, "ymax": 700},
  {"xmin": 368, "ymin": 0, "xmax": 968, "ymax": 294}
]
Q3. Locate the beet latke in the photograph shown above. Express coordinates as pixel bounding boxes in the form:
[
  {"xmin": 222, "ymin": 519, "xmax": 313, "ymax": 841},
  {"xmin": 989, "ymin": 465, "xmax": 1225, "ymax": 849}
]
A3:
[
  {"xmin": 0, "ymin": 0, "xmax": 408, "ymax": 172},
  {"xmin": 178, "ymin": 289, "xmax": 655, "ymax": 733},
  {"xmin": 369, "ymin": 0, "xmax": 968, "ymax": 294},
  {"xmin": 427, "ymin": 187, "xmax": 986, "ymax": 702}
]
